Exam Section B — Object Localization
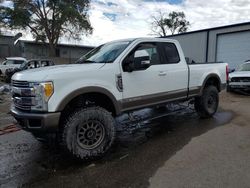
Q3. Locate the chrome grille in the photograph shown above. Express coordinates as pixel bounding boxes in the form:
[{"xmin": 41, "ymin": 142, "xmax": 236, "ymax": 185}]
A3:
[
  {"xmin": 11, "ymin": 80, "xmax": 32, "ymax": 111},
  {"xmin": 11, "ymin": 80, "xmax": 29, "ymax": 88},
  {"xmin": 13, "ymin": 103, "xmax": 31, "ymax": 111}
]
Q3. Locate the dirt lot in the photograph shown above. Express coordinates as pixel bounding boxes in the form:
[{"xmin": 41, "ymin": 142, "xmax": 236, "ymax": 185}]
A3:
[{"xmin": 0, "ymin": 84, "xmax": 250, "ymax": 188}]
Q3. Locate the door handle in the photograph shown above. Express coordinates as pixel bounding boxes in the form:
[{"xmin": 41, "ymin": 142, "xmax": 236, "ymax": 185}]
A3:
[{"xmin": 158, "ymin": 71, "xmax": 167, "ymax": 76}]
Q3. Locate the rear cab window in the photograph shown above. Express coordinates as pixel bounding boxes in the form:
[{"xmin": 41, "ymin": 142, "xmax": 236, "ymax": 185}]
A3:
[{"xmin": 160, "ymin": 42, "xmax": 180, "ymax": 64}]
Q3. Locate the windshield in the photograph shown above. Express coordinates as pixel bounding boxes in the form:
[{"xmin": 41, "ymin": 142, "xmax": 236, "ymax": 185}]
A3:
[
  {"xmin": 237, "ymin": 63, "xmax": 250, "ymax": 71},
  {"xmin": 3, "ymin": 60, "xmax": 24, "ymax": 65},
  {"xmin": 76, "ymin": 41, "xmax": 131, "ymax": 64}
]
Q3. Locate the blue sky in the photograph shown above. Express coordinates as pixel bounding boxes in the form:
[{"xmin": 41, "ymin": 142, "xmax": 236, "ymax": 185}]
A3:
[
  {"xmin": 1, "ymin": 0, "xmax": 250, "ymax": 45},
  {"xmin": 101, "ymin": 0, "xmax": 183, "ymax": 21}
]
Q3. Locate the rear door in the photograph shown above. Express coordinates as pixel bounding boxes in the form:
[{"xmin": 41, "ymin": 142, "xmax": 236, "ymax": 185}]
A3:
[{"xmin": 158, "ymin": 42, "xmax": 188, "ymax": 93}]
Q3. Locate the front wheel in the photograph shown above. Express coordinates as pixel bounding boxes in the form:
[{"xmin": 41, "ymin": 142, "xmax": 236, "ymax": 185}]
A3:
[
  {"xmin": 194, "ymin": 85, "xmax": 219, "ymax": 118},
  {"xmin": 62, "ymin": 107, "xmax": 116, "ymax": 160}
]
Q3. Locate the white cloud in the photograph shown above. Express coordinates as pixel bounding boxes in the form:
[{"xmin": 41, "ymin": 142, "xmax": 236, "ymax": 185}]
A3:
[
  {"xmin": 2, "ymin": 0, "xmax": 250, "ymax": 46},
  {"xmin": 82, "ymin": 0, "xmax": 250, "ymax": 46},
  {"xmin": 182, "ymin": 0, "xmax": 250, "ymax": 30}
]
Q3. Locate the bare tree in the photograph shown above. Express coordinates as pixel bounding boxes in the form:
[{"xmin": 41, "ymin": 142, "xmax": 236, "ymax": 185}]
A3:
[
  {"xmin": 151, "ymin": 10, "xmax": 190, "ymax": 36},
  {"xmin": 151, "ymin": 10, "xmax": 168, "ymax": 37}
]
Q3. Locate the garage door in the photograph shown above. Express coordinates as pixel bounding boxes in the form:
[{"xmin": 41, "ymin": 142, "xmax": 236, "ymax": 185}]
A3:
[{"xmin": 216, "ymin": 31, "xmax": 250, "ymax": 69}]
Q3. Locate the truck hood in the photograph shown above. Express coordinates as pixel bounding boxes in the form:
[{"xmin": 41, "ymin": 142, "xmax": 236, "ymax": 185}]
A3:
[
  {"xmin": 229, "ymin": 71, "xmax": 250, "ymax": 78},
  {"xmin": 12, "ymin": 64, "xmax": 104, "ymax": 81}
]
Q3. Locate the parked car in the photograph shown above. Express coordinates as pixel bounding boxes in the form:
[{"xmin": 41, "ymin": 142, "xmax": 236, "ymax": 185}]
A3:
[
  {"xmin": 10, "ymin": 38, "xmax": 228, "ymax": 160},
  {"xmin": 0, "ymin": 57, "xmax": 27, "ymax": 76},
  {"xmin": 5, "ymin": 59, "xmax": 55, "ymax": 83},
  {"xmin": 227, "ymin": 61, "xmax": 250, "ymax": 92}
]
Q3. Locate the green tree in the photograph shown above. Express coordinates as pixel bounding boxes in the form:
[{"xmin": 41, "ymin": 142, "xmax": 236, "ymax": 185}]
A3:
[
  {"xmin": 151, "ymin": 10, "xmax": 190, "ymax": 36},
  {"xmin": 0, "ymin": 0, "xmax": 93, "ymax": 56}
]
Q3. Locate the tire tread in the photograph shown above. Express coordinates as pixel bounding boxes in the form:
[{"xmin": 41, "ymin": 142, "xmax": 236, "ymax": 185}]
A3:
[{"xmin": 61, "ymin": 106, "xmax": 116, "ymax": 160}]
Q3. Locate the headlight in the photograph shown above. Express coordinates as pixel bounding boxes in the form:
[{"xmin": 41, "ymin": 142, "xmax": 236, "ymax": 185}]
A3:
[
  {"xmin": 228, "ymin": 77, "xmax": 231, "ymax": 82},
  {"xmin": 29, "ymin": 81, "xmax": 54, "ymax": 111}
]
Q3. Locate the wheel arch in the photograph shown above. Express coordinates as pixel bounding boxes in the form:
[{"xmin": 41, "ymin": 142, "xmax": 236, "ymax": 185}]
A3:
[
  {"xmin": 56, "ymin": 86, "xmax": 121, "ymax": 116},
  {"xmin": 200, "ymin": 74, "xmax": 222, "ymax": 95}
]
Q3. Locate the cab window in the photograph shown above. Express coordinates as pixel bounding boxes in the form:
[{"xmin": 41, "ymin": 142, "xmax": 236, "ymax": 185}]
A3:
[
  {"xmin": 123, "ymin": 42, "xmax": 161, "ymax": 72},
  {"xmin": 134, "ymin": 43, "xmax": 160, "ymax": 66},
  {"xmin": 161, "ymin": 43, "xmax": 180, "ymax": 64}
]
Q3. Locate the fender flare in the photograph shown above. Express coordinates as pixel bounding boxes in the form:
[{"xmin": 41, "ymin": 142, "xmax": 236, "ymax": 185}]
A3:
[
  {"xmin": 55, "ymin": 86, "xmax": 121, "ymax": 115},
  {"xmin": 200, "ymin": 73, "xmax": 222, "ymax": 95}
]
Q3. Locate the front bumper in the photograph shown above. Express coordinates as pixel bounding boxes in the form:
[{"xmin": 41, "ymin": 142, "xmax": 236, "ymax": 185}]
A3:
[{"xmin": 11, "ymin": 106, "xmax": 61, "ymax": 132}]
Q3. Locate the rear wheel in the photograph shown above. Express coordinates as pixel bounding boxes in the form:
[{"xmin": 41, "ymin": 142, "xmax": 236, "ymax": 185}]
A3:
[
  {"xmin": 195, "ymin": 85, "xmax": 219, "ymax": 118},
  {"xmin": 62, "ymin": 107, "xmax": 116, "ymax": 160}
]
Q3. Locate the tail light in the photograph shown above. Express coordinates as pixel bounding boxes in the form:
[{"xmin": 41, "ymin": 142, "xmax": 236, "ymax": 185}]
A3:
[{"xmin": 226, "ymin": 64, "xmax": 229, "ymax": 81}]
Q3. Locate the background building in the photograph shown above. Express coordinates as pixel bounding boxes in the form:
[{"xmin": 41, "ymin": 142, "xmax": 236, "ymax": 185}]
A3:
[
  {"xmin": 2, "ymin": 22, "xmax": 250, "ymax": 68},
  {"xmin": 166, "ymin": 22, "xmax": 250, "ymax": 69},
  {"xmin": 16, "ymin": 40, "xmax": 94, "ymax": 64},
  {"xmin": 0, "ymin": 35, "xmax": 18, "ymax": 57},
  {"xmin": 0, "ymin": 35, "xmax": 94, "ymax": 64}
]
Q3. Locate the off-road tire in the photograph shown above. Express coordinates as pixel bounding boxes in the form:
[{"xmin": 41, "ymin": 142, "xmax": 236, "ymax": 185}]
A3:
[
  {"xmin": 62, "ymin": 107, "xmax": 116, "ymax": 160},
  {"xmin": 194, "ymin": 85, "xmax": 219, "ymax": 118}
]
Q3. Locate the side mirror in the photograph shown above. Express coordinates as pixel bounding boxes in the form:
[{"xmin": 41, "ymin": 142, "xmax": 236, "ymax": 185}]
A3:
[
  {"xmin": 123, "ymin": 58, "xmax": 134, "ymax": 72},
  {"xmin": 134, "ymin": 56, "xmax": 150, "ymax": 70},
  {"xmin": 140, "ymin": 59, "xmax": 150, "ymax": 68},
  {"xmin": 3, "ymin": 62, "xmax": 6, "ymax": 65}
]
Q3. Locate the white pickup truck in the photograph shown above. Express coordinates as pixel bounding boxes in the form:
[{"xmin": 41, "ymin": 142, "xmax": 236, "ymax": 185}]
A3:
[{"xmin": 11, "ymin": 38, "xmax": 228, "ymax": 159}]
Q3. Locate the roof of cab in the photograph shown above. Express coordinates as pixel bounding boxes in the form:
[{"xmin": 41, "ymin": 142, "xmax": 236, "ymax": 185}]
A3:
[{"xmin": 104, "ymin": 37, "xmax": 178, "ymax": 44}]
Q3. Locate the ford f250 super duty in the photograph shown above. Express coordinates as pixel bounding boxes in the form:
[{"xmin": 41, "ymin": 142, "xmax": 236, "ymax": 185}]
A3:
[{"xmin": 10, "ymin": 38, "xmax": 228, "ymax": 159}]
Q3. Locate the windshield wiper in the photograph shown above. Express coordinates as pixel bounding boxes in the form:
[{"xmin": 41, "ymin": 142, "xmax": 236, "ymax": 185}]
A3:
[
  {"xmin": 75, "ymin": 60, "xmax": 113, "ymax": 64},
  {"xmin": 84, "ymin": 60, "xmax": 96, "ymax": 63},
  {"xmin": 75, "ymin": 59, "xmax": 96, "ymax": 64},
  {"xmin": 98, "ymin": 60, "xmax": 113, "ymax": 63}
]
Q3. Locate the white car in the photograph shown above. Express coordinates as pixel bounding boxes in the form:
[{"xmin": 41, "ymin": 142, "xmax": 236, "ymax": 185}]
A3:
[
  {"xmin": 0, "ymin": 57, "xmax": 27, "ymax": 76},
  {"xmin": 227, "ymin": 61, "xmax": 250, "ymax": 92}
]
